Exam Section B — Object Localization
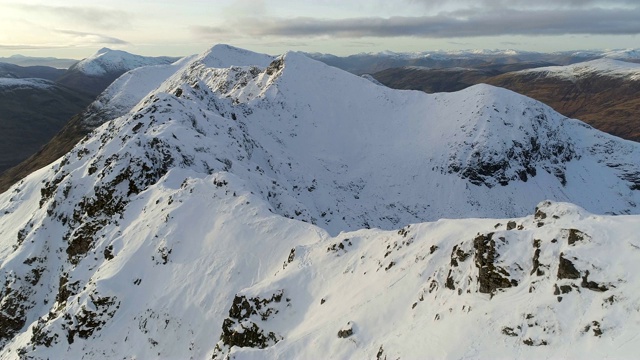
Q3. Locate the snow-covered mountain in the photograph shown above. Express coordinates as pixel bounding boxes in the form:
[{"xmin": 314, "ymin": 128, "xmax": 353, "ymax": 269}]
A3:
[
  {"xmin": 1, "ymin": 44, "xmax": 640, "ymax": 359},
  {"xmin": 517, "ymin": 59, "xmax": 640, "ymax": 81},
  {"xmin": 56, "ymin": 48, "xmax": 181, "ymax": 95},
  {"xmin": 69, "ymin": 47, "xmax": 179, "ymax": 77}
]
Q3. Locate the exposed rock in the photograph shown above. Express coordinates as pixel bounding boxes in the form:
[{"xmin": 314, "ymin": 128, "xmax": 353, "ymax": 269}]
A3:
[
  {"xmin": 212, "ymin": 291, "xmax": 286, "ymax": 359},
  {"xmin": 567, "ymin": 229, "xmax": 588, "ymax": 245},
  {"xmin": 473, "ymin": 233, "xmax": 517, "ymax": 295},
  {"xmin": 557, "ymin": 254, "xmax": 581, "ymax": 280},
  {"xmin": 338, "ymin": 322, "xmax": 354, "ymax": 338},
  {"xmin": 581, "ymin": 271, "xmax": 609, "ymax": 292}
]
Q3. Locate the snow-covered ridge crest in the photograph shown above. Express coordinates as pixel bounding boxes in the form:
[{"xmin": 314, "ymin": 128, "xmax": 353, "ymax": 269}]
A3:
[
  {"xmin": 517, "ymin": 58, "xmax": 640, "ymax": 81},
  {"xmin": 1, "ymin": 44, "xmax": 640, "ymax": 359}
]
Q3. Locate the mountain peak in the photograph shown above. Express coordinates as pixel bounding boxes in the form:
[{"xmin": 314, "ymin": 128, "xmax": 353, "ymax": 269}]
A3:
[
  {"xmin": 197, "ymin": 43, "xmax": 275, "ymax": 68},
  {"xmin": 95, "ymin": 47, "xmax": 114, "ymax": 55}
]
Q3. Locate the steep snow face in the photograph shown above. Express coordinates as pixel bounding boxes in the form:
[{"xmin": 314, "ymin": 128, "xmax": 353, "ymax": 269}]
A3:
[
  {"xmin": 517, "ymin": 59, "xmax": 640, "ymax": 81},
  {"xmin": 69, "ymin": 48, "xmax": 180, "ymax": 77},
  {"xmin": 1, "ymin": 45, "xmax": 640, "ymax": 359}
]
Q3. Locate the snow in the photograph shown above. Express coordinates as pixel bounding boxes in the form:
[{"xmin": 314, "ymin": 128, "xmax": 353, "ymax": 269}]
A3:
[
  {"xmin": 517, "ymin": 58, "xmax": 640, "ymax": 81},
  {"xmin": 1, "ymin": 44, "xmax": 640, "ymax": 359}
]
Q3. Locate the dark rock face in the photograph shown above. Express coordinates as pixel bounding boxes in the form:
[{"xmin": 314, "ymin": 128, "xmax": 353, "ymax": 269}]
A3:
[
  {"xmin": 473, "ymin": 233, "xmax": 517, "ymax": 294},
  {"xmin": 557, "ymin": 254, "xmax": 581, "ymax": 280},
  {"xmin": 337, "ymin": 322, "xmax": 354, "ymax": 338},
  {"xmin": 567, "ymin": 229, "xmax": 588, "ymax": 245},
  {"xmin": 212, "ymin": 291, "xmax": 286, "ymax": 359},
  {"xmin": 581, "ymin": 271, "xmax": 609, "ymax": 292}
]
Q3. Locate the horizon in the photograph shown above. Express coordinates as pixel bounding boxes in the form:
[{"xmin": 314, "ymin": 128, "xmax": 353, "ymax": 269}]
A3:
[
  {"xmin": 1, "ymin": 0, "xmax": 639, "ymax": 59},
  {"xmin": 1, "ymin": 44, "xmax": 639, "ymax": 62}
]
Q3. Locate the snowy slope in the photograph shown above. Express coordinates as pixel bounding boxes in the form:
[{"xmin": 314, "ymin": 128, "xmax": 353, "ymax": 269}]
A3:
[
  {"xmin": 1, "ymin": 45, "xmax": 640, "ymax": 359},
  {"xmin": 517, "ymin": 59, "xmax": 640, "ymax": 81},
  {"xmin": 70, "ymin": 47, "xmax": 180, "ymax": 77}
]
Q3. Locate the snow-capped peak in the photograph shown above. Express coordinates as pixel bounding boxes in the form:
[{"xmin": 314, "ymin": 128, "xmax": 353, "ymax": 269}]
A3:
[
  {"xmin": 196, "ymin": 44, "xmax": 275, "ymax": 68},
  {"xmin": 69, "ymin": 48, "xmax": 181, "ymax": 77}
]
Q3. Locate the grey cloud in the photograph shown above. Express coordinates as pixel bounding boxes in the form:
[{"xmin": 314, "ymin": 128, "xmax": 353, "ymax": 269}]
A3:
[
  {"xmin": 198, "ymin": 7, "xmax": 640, "ymax": 39},
  {"xmin": 346, "ymin": 41, "xmax": 377, "ymax": 47},
  {"xmin": 56, "ymin": 30, "xmax": 129, "ymax": 45},
  {"xmin": 0, "ymin": 44, "xmax": 67, "ymax": 50},
  {"xmin": 12, "ymin": 4, "xmax": 131, "ymax": 29},
  {"xmin": 407, "ymin": 0, "xmax": 638, "ymax": 9}
]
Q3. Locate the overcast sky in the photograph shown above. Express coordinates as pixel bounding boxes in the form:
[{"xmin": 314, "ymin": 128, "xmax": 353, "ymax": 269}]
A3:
[{"xmin": 0, "ymin": 0, "xmax": 638, "ymax": 59}]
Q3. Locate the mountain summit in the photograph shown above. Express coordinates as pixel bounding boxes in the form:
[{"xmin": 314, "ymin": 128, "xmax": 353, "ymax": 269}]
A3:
[{"xmin": 1, "ymin": 45, "xmax": 639, "ymax": 359}]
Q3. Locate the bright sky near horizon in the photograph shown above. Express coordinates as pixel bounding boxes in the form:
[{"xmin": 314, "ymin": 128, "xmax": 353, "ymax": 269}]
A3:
[{"xmin": 0, "ymin": 0, "xmax": 638, "ymax": 59}]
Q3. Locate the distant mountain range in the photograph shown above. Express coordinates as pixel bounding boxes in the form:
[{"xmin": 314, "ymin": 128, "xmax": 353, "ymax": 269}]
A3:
[
  {"xmin": 307, "ymin": 48, "xmax": 640, "ymax": 75},
  {"xmin": 0, "ymin": 54, "xmax": 78, "ymax": 69},
  {"xmin": 0, "ymin": 63, "xmax": 66, "ymax": 81}
]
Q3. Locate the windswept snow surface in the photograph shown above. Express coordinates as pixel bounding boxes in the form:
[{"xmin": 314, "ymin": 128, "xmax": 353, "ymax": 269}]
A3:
[
  {"xmin": 1, "ymin": 45, "xmax": 640, "ymax": 359},
  {"xmin": 517, "ymin": 59, "xmax": 640, "ymax": 81}
]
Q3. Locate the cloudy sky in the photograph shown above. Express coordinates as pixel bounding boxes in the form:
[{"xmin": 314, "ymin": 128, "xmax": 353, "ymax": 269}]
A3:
[{"xmin": 0, "ymin": 0, "xmax": 638, "ymax": 59}]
